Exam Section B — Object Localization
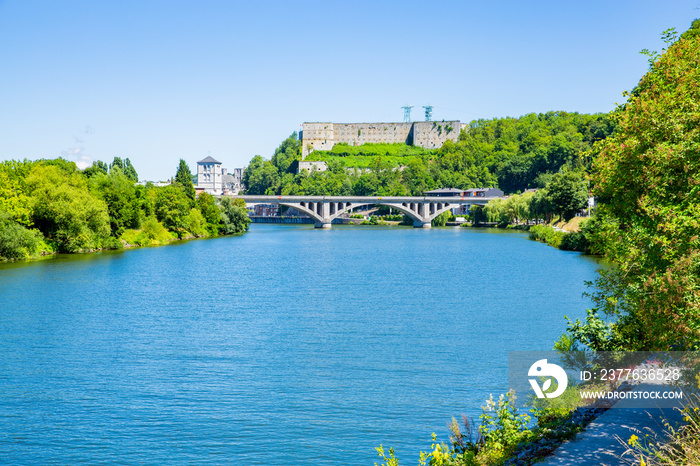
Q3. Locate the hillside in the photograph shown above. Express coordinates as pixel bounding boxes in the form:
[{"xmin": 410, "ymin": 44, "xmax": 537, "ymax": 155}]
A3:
[{"xmin": 243, "ymin": 111, "xmax": 615, "ymax": 196}]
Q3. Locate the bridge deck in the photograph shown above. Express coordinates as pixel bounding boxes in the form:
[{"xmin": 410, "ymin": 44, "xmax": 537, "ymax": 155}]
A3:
[{"xmin": 232, "ymin": 195, "xmax": 499, "ymax": 204}]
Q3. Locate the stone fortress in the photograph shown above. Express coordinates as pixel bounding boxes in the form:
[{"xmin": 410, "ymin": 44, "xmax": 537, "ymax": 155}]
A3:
[{"xmin": 300, "ymin": 121, "xmax": 468, "ymax": 157}]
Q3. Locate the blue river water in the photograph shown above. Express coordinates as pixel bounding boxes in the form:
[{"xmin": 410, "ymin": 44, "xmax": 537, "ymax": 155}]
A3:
[{"xmin": 0, "ymin": 225, "xmax": 600, "ymax": 465}]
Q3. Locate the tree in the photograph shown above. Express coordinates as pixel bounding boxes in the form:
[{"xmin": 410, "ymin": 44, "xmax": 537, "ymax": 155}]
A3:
[
  {"xmin": 175, "ymin": 159, "xmax": 196, "ymax": 201},
  {"xmin": 243, "ymin": 155, "xmax": 280, "ymax": 195},
  {"xmin": 83, "ymin": 160, "xmax": 109, "ymax": 178},
  {"xmin": 27, "ymin": 164, "xmax": 111, "ymax": 252},
  {"xmin": 470, "ymin": 205, "xmax": 487, "ymax": 226},
  {"xmin": 0, "ymin": 160, "xmax": 34, "ymax": 226},
  {"xmin": 219, "ymin": 197, "xmax": 251, "ymax": 234},
  {"xmin": 89, "ymin": 168, "xmax": 142, "ymax": 237},
  {"xmin": 529, "ymin": 189, "xmax": 555, "ymax": 224},
  {"xmin": 197, "ymin": 192, "xmax": 222, "ymax": 235},
  {"xmin": 155, "ymin": 185, "xmax": 192, "ymax": 237},
  {"xmin": 123, "ymin": 158, "xmax": 139, "ymax": 182},
  {"xmin": 110, "ymin": 157, "xmax": 124, "ymax": 172},
  {"xmin": 271, "ymin": 133, "xmax": 301, "ymax": 174},
  {"xmin": 576, "ymin": 20, "xmax": 700, "ymax": 350},
  {"xmin": 546, "ymin": 171, "xmax": 588, "ymax": 221}
]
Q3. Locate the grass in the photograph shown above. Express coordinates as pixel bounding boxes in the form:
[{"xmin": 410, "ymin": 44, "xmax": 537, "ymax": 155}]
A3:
[{"xmin": 622, "ymin": 393, "xmax": 700, "ymax": 465}]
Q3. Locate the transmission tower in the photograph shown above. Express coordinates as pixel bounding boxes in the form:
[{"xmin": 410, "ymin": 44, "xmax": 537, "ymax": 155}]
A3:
[
  {"xmin": 423, "ymin": 105, "xmax": 433, "ymax": 121},
  {"xmin": 402, "ymin": 106, "xmax": 413, "ymax": 123}
]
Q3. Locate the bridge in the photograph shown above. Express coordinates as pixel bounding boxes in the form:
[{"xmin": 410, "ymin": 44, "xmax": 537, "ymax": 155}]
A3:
[{"xmin": 230, "ymin": 195, "xmax": 499, "ymax": 228}]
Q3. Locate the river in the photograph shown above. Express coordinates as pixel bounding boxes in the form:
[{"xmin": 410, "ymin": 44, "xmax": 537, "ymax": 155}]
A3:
[{"xmin": 0, "ymin": 224, "xmax": 599, "ymax": 465}]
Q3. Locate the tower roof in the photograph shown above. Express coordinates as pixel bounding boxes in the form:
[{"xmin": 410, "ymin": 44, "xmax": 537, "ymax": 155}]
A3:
[{"xmin": 197, "ymin": 156, "xmax": 221, "ymax": 164}]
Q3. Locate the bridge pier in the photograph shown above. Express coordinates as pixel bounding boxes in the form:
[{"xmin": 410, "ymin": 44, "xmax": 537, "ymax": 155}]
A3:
[
  {"xmin": 314, "ymin": 221, "xmax": 332, "ymax": 229},
  {"xmin": 413, "ymin": 220, "xmax": 432, "ymax": 228}
]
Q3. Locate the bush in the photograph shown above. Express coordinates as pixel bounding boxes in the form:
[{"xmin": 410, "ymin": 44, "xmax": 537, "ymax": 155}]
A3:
[
  {"xmin": 121, "ymin": 217, "xmax": 176, "ymax": 246},
  {"xmin": 0, "ymin": 213, "xmax": 46, "ymax": 260},
  {"xmin": 529, "ymin": 225, "xmax": 566, "ymax": 248},
  {"xmin": 559, "ymin": 231, "xmax": 588, "ymax": 252}
]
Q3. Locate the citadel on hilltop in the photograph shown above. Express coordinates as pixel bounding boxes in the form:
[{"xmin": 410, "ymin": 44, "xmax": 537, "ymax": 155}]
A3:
[{"xmin": 300, "ymin": 121, "xmax": 468, "ymax": 157}]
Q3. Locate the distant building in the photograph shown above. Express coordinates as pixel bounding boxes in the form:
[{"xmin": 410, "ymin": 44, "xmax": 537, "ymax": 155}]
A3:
[
  {"xmin": 222, "ymin": 167, "xmax": 244, "ymax": 195},
  {"xmin": 424, "ymin": 187, "xmax": 504, "ymax": 215},
  {"xmin": 424, "ymin": 188, "xmax": 465, "ymax": 197},
  {"xmin": 197, "ymin": 156, "xmax": 223, "ymax": 195},
  {"xmin": 463, "ymin": 188, "xmax": 504, "ymax": 198},
  {"xmin": 197, "ymin": 157, "xmax": 244, "ymax": 195},
  {"xmin": 252, "ymin": 204, "xmax": 279, "ymax": 216}
]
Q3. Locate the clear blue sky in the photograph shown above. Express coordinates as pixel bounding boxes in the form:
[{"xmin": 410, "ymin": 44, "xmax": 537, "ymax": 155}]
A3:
[{"xmin": 1, "ymin": 0, "xmax": 698, "ymax": 181}]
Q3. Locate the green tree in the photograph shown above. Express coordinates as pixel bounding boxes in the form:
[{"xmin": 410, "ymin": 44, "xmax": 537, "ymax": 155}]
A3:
[
  {"xmin": 529, "ymin": 189, "xmax": 555, "ymax": 224},
  {"xmin": 197, "ymin": 192, "xmax": 222, "ymax": 235},
  {"xmin": 175, "ymin": 159, "xmax": 196, "ymax": 201},
  {"xmin": 110, "ymin": 157, "xmax": 124, "ymax": 172},
  {"xmin": 546, "ymin": 171, "xmax": 588, "ymax": 221},
  {"xmin": 155, "ymin": 185, "xmax": 192, "ymax": 237},
  {"xmin": 90, "ymin": 168, "xmax": 142, "ymax": 237},
  {"xmin": 83, "ymin": 160, "xmax": 109, "ymax": 178},
  {"xmin": 184, "ymin": 208, "xmax": 208, "ymax": 237},
  {"xmin": 271, "ymin": 132, "xmax": 301, "ymax": 174},
  {"xmin": 123, "ymin": 158, "xmax": 139, "ymax": 182},
  {"xmin": 577, "ymin": 20, "xmax": 700, "ymax": 350},
  {"xmin": 470, "ymin": 205, "xmax": 487, "ymax": 226},
  {"xmin": 0, "ymin": 159, "xmax": 35, "ymax": 226},
  {"xmin": 27, "ymin": 164, "xmax": 111, "ymax": 252},
  {"xmin": 243, "ymin": 155, "xmax": 280, "ymax": 195},
  {"xmin": 219, "ymin": 197, "xmax": 251, "ymax": 234}
]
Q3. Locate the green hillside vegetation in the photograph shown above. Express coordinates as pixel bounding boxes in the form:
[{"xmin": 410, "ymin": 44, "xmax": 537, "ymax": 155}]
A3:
[
  {"xmin": 244, "ymin": 112, "xmax": 614, "ymax": 197},
  {"xmin": 0, "ymin": 157, "xmax": 251, "ymax": 261},
  {"xmin": 304, "ymin": 143, "xmax": 430, "ymax": 169}
]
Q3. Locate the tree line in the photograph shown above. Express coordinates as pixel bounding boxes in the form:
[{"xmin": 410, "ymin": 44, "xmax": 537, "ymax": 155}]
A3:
[{"xmin": 0, "ymin": 157, "xmax": 250, "ymax": 260}]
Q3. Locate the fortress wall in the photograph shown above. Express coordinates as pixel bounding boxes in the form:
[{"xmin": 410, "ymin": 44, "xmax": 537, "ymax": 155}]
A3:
[
  {"xmin": 301, "ymin": 123, "xmax": 335, "ymax": 156},
  {"xmin": 412, "ymin": 121, "xmax": 461, "ymax": 149},
  {"xmin": 332, "ymin": 122, "xmax": 413, "ymax": 148},
  {"xmin": 301, "ymin": 120, "xmax": 462, "ymax": 157}
]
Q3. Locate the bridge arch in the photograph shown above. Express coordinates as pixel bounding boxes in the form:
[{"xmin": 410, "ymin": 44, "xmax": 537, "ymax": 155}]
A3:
[{"xmin": 237, "ymin": 195, "xmax": 492, "ymax": 229}]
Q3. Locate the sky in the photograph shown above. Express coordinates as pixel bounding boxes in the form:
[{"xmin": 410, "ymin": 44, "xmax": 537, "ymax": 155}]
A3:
[{"xmin": 0, "ymin": 0, "xmax": 698, "ymax": 181}]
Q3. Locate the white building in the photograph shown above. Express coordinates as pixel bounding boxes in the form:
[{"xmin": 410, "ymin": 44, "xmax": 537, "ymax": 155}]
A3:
[
  {"xmin": 197, "ymin": 156, "xmax": 223, "ymax": 195},
  {"xmin": 222, "ymin": 167, "xmax": 244, "ymax": 195}
]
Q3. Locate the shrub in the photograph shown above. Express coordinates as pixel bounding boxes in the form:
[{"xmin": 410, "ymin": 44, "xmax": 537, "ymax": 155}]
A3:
[
  {"xmin": 121, "ymin": 217, "xmax": 176, "ymax": 246},
  {"xmin": 529, "ymin": 225, "xmax": 566, "ymax": 248},
  {"xmin": 559, "ymin": 231, "xmax": 588, "ymax": 252},
  {"xmin": 0, "ymin": 213, "xmax": 45, "ymax": 260}
]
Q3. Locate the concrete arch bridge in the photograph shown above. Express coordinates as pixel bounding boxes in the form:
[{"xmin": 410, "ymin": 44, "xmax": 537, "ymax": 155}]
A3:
[{"xmin": 232, "ymin": 195, "xmax": 498, "ymax": 228}]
